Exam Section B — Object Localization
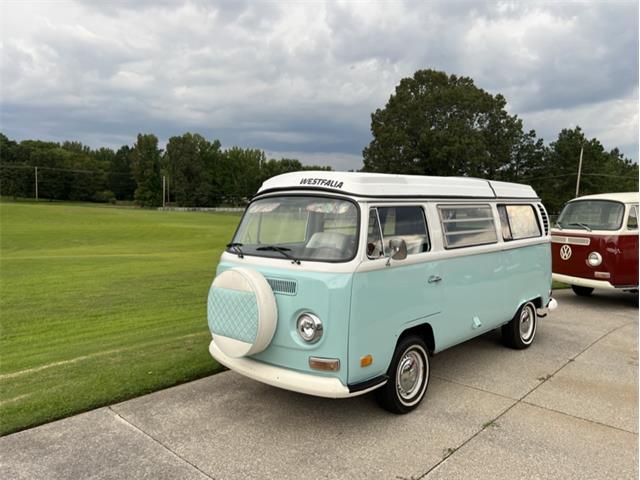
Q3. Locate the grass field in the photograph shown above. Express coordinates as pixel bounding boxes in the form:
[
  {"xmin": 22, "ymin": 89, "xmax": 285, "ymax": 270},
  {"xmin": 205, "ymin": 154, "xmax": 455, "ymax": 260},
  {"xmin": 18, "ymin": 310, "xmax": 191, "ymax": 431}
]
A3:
[
  {"xmin": 0, "ymin": 200, "xmax": 569, "ymax": 436},
  {"xmin": 0, "ymin": 200, "xmax": 240, "ymax": 435}
]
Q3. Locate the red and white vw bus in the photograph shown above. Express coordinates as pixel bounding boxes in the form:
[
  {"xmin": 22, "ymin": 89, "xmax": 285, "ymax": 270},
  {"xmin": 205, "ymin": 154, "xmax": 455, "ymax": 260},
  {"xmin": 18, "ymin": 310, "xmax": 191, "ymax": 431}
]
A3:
[{"xmin": 551, "ymin": 192, "xmax": 639, "ymax": 296}]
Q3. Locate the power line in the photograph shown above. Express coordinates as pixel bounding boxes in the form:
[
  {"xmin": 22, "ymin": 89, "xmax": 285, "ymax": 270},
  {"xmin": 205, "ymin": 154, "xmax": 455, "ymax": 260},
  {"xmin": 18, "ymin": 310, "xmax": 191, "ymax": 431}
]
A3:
[
  {"xmin": 518, "ymin": 172, "xmax": 637, "ymax": 182},
  {"xmin": 0, "ymin": 163, "xmax": 133, "ymax": 176}
]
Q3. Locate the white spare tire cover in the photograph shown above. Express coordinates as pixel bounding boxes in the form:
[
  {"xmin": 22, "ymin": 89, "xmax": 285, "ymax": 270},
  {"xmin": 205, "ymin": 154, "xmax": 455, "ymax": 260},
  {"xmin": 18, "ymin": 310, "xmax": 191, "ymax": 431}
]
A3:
[{"xmin": 207, "ymin": 268, "xmax": 277, "ymax": 358}]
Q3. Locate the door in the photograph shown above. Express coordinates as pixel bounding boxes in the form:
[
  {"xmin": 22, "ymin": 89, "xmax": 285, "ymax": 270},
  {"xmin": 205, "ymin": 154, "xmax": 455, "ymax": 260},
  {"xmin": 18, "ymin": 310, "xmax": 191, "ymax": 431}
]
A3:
[
  {"xmin": 348, "ymin": 205, "xmax": 443, "ymax": 385},
  {"xmin": 436, "ymin": 203, "xmax": 506, "ymax": 349}
]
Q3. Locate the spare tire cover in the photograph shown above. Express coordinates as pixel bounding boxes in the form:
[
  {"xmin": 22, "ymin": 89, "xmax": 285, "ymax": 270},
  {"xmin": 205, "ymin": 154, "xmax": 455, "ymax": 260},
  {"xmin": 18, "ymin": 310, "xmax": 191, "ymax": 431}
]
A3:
[{"xmin": 207, "ymin": 267, "xmax": 277, "ymax": 358}]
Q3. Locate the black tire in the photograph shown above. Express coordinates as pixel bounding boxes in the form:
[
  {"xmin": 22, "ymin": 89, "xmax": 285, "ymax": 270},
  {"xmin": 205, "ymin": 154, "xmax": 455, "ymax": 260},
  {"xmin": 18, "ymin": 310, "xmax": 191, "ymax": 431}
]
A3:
[
  {"xmin": 571, "ymin": 285, "xmax": 594, "ymax": 296},
  {"xmin": 502, "ymin": 301, "xmax": 537, "ymax": 350},
  {"xmin": 375, "ymin": 335, "xmax": 430, "ymax": 414}
]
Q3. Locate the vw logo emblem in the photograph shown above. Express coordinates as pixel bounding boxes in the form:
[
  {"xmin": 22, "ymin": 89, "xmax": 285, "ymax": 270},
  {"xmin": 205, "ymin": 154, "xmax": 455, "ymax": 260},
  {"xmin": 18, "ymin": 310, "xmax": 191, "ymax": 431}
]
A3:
[{"xmin": 560, "ymin": 244, "xmax": 572, "ymax": 260}]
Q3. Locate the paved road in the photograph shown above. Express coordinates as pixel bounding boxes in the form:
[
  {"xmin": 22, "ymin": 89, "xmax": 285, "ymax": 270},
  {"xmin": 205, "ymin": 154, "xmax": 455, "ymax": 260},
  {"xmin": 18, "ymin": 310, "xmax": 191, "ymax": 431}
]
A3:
[{"xmin": 1, "ymin": 289, "xmax": 638, "ymax": 479}]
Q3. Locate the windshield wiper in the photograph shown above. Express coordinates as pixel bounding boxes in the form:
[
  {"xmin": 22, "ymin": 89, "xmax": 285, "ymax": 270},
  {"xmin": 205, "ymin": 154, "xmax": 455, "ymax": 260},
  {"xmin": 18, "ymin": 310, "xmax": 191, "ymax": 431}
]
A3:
[
  {"xmin": 226, "ymin": 242, "xmax": 244, "ymax": 258},
  {"xmin": 567, "ymin": 222, "xmax": 592, "ymax": 232},
  {"xmin": 554, "ymin": 221, "xmax": 563, "ymax": 229},
  {"xmin": 256, "ymin": 245, "xmax": 301, "ymax": 265}
]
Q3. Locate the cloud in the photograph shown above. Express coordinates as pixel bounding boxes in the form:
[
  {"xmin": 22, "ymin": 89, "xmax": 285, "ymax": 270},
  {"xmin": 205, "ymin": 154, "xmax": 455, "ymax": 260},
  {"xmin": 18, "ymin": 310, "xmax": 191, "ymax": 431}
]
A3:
[{"xmin": 1, "ymin": 0, "xmax": 637, "ymax": 168}]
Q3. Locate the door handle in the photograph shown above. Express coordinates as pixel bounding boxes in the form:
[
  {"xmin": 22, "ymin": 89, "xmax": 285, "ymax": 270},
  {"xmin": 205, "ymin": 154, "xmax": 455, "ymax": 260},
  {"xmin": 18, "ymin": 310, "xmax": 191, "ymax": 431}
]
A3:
[{"xmin": 428, "ymin": 275, "xmax": 442, "ymax": 284}]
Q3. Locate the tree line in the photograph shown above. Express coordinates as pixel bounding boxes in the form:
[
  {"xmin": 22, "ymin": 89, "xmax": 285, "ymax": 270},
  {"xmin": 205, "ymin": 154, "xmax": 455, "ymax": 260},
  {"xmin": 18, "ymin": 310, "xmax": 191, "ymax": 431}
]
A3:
[
  {"xmin": 0, "ymin": 133, "xmax": 330, "ymax": 207},
  {"xmin": 1, "ymin": 69, "xmax": 637, "ymax": 213}
]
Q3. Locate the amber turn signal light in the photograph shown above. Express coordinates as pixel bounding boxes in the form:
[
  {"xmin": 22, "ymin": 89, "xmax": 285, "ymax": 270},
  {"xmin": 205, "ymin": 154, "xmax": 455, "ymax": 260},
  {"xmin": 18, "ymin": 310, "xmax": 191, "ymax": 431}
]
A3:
[{"xmin": 360, "ymin": 354, "xmax": 373, "ymax": 367}]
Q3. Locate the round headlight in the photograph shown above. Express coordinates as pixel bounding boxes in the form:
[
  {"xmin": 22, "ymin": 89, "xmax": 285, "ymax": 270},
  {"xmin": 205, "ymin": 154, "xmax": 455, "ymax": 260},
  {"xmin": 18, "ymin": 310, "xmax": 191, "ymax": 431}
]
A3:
[
  {"xmin": 296, "ymin": 313, "xmax": 323, "ymax": 343},
  {"xmin": 587, "ymin": 252, "xmax": 602, "ymax": 267}
]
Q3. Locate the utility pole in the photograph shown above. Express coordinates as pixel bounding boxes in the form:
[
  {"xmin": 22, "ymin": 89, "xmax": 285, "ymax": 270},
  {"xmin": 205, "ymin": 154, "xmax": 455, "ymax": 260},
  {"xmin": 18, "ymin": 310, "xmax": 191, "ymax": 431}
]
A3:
[
  {"xmin": 166, "ymin": 176, "xmax": 170, "ymax": 206},
  {"xmin": 162, "ymin": 175, "xmax": 166, "ymax": 208},
  {"xmin": 575, "ymin": 145, "xmax": 584, "ymax": 197},
  {"xmin": 35, "ymin": 166, "xmax": 38, "ymax": 201}
]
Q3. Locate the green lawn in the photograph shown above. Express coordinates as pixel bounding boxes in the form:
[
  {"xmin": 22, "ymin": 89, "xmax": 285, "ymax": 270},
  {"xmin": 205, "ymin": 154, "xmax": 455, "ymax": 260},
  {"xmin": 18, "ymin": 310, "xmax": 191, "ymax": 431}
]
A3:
[
  {"xmin": 552, "ymin": 280, "xmax": 570, "ymax": 290},
  {"xmin": 0, "ymin": 201, "xmax": 569, "ymax": 435},
  {"xmin": 0, "ymin": 201, "xmax": 240, "ymax": 435}
]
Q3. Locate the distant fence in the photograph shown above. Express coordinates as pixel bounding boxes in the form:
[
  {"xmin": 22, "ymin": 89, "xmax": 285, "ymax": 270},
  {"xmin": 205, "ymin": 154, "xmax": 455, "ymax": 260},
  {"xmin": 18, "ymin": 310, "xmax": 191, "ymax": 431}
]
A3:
[{"xmin": 157, "ymin": 207, "xmax": 244, "ymax": 212}]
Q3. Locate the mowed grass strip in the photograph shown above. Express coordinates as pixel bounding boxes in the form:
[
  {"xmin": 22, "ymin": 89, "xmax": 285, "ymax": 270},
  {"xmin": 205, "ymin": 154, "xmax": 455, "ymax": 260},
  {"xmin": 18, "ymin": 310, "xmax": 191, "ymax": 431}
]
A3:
[{"xmin": 0, "ymin": 201, "xmax": 240, "ymax": 435}]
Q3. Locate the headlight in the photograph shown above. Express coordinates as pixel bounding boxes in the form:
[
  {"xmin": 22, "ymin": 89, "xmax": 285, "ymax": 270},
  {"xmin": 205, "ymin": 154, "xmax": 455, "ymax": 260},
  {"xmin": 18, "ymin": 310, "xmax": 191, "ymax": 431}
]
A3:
[
  {"xmin": 296, "ymin": 313, "xmax": 323, "ymax": 343},
  {"xmin": 587, "ymin": 252, "xmax": 602, "ymax": 267}
]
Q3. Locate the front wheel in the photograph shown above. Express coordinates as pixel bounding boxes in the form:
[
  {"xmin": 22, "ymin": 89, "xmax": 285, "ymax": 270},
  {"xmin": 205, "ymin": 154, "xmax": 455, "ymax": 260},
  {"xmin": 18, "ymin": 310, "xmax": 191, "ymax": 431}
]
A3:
[
  {"xmin": 571, "ymin": 285, "xmax": 594, "ymax": 296},
  {"xmin": 375, "ymin": 336, "xmax": 430, "ymax": 414},
  {"xmin": 502, "ymin": 301, "xmax": 537, "ymax": 350}
]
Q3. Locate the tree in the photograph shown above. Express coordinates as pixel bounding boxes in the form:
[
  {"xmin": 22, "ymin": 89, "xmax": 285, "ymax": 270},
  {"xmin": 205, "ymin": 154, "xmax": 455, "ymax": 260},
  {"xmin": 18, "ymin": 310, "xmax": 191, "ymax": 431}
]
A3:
[
  {"xmin": 533, "ymin": 127, "xmax": 638, "ymax": 213},
  {"xmin": 166, "ymin": 133, "xmax": 220, "ymax": 207},
  {"xmin": 362, "ymin": 69, "xmax": 530, "ymax": 178},
  {"xmin": 108, "ymin": 146, "xmax": 136, "ymax": 200},
  {"xmin": 216, "ymin": 147, "xmax": 265, "ymax": 201},
  {"xmin": 0, "ymin": 134, "xmax": 32, "ymax": 198},
  {"xmin": 130, "ymin": 134, "xmax": 162, "ymax": 207},
  {"xmin": 498, "ymin": 129, "xmax": 546, "ymax": 183}
]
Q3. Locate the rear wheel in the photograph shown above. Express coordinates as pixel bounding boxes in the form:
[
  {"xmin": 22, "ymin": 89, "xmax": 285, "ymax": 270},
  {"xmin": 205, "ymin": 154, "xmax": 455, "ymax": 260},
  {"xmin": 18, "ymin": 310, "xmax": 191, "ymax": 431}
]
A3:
[
  {"xmin": 502, "ymin": 301, "xmax": 537, "ymax": 350},
  {"xmin": 375, "ymin": 335, "xmax": 430, "ymax": 414},
  {"xmin": 571, "ymin": 285, "xmax": 594, "ymax": 296}
]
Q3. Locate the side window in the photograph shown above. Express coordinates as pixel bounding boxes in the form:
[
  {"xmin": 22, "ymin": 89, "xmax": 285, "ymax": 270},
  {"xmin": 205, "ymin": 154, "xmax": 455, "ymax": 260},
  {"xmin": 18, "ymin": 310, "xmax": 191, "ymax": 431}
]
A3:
[
  {"xmin": 498, "ymin": 204, "xmax": 541, "ymax": 241},
  {"xmin": 367, "ymin": 206, "xmax": 429, "ymax": 259},
  {"xmin": 377, "ymin": 206, "xmax": 430, "ymax": 255},
  {"xmin": 438, "ymin": 205, "xmax": 497, "ymax": 248},
  {"xmin": 366, "ymin": 208, "xmax": 384, "ymax": 259},
  {"xmin": 627, "ymin": 205, "xmax": 638, "ymax": 230}
]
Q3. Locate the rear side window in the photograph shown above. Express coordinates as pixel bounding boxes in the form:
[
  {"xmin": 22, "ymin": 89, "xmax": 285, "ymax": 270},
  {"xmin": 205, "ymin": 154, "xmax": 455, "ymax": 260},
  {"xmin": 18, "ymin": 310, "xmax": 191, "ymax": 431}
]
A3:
[
  {"xmin": 498, "ymin": 204, "xmax": 542, "ymax": 241},
  {"xmin": 438, "ymin": 205, "xmax": 497, "ymax": 248},
  {"xmin": 367, "ymin": 206, "xmax": 429, "ymax": 258}
]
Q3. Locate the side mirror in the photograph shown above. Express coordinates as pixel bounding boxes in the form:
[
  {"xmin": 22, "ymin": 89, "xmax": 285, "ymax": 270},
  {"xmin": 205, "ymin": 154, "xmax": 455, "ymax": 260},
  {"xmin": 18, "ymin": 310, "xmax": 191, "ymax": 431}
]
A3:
[{"xmin": 388, "ymin": 238, "xmax": 408, "ymax": 261}]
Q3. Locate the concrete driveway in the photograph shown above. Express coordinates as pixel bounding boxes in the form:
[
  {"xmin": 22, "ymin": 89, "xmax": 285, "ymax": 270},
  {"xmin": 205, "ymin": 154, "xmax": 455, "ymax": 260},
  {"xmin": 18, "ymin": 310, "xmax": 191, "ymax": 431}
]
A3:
[{"xmin": 1, "ymin": 289, "xmax": 638, "ymax": 479}]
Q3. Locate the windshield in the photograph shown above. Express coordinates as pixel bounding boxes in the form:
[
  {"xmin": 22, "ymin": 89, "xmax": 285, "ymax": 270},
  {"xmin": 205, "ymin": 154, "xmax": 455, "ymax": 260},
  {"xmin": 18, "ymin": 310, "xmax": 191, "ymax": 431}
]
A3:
[
  {"xmin": 557, "ymin": 200, "xmax": 624, "ymax": 231},
  {"xmin": 230, "ymin": 196, "xmax": 359, "ymax": 262}
]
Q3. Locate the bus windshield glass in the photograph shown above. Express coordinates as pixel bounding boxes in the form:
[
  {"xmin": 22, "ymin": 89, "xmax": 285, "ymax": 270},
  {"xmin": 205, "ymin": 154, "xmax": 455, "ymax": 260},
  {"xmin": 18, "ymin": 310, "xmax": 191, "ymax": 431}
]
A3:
[
  {"xmin": 230, "ymin": 196, "xmax": 359, "ymax": 262},
  {"xmin": 557, "ymin": 200, "xmax": 624, "ymax": 231}
]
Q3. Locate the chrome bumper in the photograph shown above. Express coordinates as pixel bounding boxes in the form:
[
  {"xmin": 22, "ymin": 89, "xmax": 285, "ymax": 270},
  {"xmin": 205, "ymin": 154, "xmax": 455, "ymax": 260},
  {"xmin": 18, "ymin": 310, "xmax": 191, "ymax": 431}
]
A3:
[
  {"xmin": 538, "ymin": 297, "xmax": 558, "ymax": 317},
  {"xmin": 552, "ymin": 273, "xmax": 617, "ymax": 290}
]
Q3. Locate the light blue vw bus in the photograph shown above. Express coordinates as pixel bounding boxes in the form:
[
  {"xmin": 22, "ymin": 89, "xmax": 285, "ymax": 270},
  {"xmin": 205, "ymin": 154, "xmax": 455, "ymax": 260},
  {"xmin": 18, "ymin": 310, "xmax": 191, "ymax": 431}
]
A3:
[{"xmin": 207, "ymin": 172, "xmax": 556, "ymax": 413}]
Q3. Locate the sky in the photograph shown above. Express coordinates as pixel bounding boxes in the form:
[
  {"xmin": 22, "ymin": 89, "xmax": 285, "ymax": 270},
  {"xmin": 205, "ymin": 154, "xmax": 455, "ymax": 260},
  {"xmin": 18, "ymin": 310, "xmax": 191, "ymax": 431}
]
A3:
[{"xmin": 1, "ymin": 0, "xmax": 638, "ymax": 170}]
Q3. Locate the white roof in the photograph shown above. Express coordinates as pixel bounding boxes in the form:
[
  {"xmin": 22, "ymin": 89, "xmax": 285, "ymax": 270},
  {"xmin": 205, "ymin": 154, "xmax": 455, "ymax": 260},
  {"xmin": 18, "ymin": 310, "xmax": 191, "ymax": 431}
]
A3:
[
  {"xmin": 570, "ymin": 192, "xmax": 639, "ymax": 204},
  {"xmin": 257, "ymin": 171, "xmax": 538, "ymax": 199}
]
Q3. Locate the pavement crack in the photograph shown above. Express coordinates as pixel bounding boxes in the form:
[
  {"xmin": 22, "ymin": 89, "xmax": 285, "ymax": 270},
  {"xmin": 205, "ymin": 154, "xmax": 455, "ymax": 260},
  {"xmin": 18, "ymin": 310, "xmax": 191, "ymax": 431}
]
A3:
[
  {"xmin": 520, "ymin": 401, "xmax": 638, "ymax": 435},
  {"xmin": 416, "ymin": 400, "xmax": 519, "ymax": 479},
  {"xmin": 521, "ymin": 320, "xmax": 637, "ymax": 402},
  {"xmin": 431, "ymin": 375, "xmax": 518, "ymax": 401},
  {"xmin": 108, "ymin": 407, "xmax": 215, "ymax": 480},
  {"xmin": 418, "ymin": 319, "xmax": 638, "ymax": 479}
]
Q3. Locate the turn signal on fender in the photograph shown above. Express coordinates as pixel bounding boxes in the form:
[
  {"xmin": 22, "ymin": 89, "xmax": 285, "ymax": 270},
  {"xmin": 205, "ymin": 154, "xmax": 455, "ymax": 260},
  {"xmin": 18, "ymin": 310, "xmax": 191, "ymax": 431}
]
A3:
[{"xmin": 360, "ymin": 354, "xmax": 373, "ymax": 367}]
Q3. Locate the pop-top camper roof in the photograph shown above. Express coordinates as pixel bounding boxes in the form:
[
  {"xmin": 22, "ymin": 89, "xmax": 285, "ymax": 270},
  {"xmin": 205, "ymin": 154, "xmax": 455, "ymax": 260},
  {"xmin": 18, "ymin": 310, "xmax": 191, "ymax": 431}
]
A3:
[{"xmin": 257, "ymin": 171, "xmax": 539, "ymax": 199}]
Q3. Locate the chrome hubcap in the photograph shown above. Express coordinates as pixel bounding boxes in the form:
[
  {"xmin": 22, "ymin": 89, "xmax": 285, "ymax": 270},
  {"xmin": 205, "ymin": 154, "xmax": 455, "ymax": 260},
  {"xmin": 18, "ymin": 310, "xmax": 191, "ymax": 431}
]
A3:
[
  {"xmin": 396, "ymin": 349, "xmax": 424, "ymax": 400},
  {"xmin": 519, "ymin": 305, "xmax": 535, "ymax": 340}
]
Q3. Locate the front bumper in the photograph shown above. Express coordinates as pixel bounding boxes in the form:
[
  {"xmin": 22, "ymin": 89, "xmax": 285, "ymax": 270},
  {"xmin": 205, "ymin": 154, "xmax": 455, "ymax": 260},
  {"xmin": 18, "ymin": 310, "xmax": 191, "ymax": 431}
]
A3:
[
  {"xmin": 209, "ymin": 340, "xmax": 384, "ymax": 399},
  {"xmin": 552, "ymin": 273, "xmax": 616, "ymax": 290}
]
